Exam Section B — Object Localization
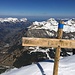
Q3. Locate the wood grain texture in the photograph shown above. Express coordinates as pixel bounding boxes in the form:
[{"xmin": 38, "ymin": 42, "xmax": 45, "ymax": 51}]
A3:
[{"xmin": 22, "ymin": 37, "xmax": 75, "ymax": 48}]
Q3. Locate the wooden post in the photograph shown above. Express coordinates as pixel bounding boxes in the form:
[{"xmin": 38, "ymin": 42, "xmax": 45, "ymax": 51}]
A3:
[{"xmin": 53, "ymin": 21, "xmax": 64, "ymax": 75}]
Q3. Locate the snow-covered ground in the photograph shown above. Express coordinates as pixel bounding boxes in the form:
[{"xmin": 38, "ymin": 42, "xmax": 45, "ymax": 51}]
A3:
[{"xmin": 1, "ymin": 55, "xmax": 75, "ymax": 75}]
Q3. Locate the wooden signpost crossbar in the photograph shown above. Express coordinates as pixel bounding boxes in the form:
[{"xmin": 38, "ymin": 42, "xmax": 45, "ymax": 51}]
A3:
[
  {"xmin": 22, "ymin": 21, "xmax": 75, "ymax": 75},
  {"xmin": 22, "ymin": 37, "xmax": 75, "ymax": 48}
]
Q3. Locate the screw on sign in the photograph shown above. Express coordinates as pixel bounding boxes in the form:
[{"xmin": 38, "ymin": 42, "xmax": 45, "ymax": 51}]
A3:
[{"xmin": 22, "ymin": 21, "xmax": 75, "ymax": 75}]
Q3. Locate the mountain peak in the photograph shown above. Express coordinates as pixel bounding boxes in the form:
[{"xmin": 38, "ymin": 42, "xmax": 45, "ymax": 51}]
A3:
[
  {"xmin": 20, "ymin": 18, "xmax": 27, "ymax": 22},
  {"xmin": 47, "ymin": 18, "xmax": 58, "ymax": 25},
  {"xmin": 65, "ymin": 18, "xmax": 75, "ymax": 25},
  {"xmin": 0, "ymin": 17, "xmax": 27, "ymax": 23},
  {"xmin": 28, "ymin": 18, "xmax": 75, "ymax": 33}
]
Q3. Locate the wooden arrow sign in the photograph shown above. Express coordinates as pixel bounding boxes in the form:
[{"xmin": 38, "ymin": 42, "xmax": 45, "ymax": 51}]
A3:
[{"xmin": 22, "ymin": 37, "xmax": 75, "ymax": 48}]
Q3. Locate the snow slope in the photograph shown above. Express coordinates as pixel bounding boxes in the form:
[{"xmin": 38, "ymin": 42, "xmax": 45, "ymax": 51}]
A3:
[
  {"xmin": 1, "ymin": 55, "xmax": 75, "ymax": 75},
  {"xmin": 28, "ymin": 18, "xmax": 75, "ymax": 33}
]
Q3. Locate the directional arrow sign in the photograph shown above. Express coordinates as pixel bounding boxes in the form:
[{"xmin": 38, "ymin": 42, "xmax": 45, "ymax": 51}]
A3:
[{"xmin": 22, "ymin": 37, "xmax": 75, "ymax": 48}]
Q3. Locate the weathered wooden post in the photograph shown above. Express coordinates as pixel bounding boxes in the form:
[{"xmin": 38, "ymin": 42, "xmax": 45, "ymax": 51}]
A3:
[{"xmin": 53, "ymin": 21, "xmax": 64, "ymax": 75}]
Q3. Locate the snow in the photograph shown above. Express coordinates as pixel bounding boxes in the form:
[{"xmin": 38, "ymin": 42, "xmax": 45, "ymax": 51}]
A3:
[
  {"xmin": 30, "ymin": 47, "xmax": 51, "ymax": 59},
  {"xmin": 20, "ymin": 18, "xmax": 27, "ymax": 22},
  {"xmin": 46, "ymin": 31, "xmax": 54, "ymax": 36},
  {"xmin": 1, "ymin": 55, "xmax": 75, "ymax": 75},
  {"xmin": 0, "ymin": 17, "xmax": 27, "ymax": 23},
  {"xmin": 63, "ymin": 25, "xmax": 75, "ymax": 32},
  {"xmin": 47, "ymin": 18, "xmax": 58, "ymax": 25},
  {"xmin": 29, "ymin": 18, "xmax": 75, "ymax": 33},
  {"xmin": 0, "ymin": 18, "xmax": 19, "ymax": 22},
  {"xmin": 65, "ymin": 18, "xmax": 75, "ymax": 26},
  {"xmin": 33, "ymin": 21, "xmax": 40, "ymax": 25}
]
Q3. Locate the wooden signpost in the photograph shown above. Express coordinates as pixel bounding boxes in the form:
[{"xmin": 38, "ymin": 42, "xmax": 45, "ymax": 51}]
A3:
[
  {"xmin": 22, "ymin": 21, "xmax": 75, "ymax": 75},
  {"xmin": 22, "ymin": 37, "xmax": 75, "ymax": 48}
]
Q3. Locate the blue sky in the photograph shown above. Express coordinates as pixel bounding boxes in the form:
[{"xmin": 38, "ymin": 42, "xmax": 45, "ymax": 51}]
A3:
[{"xmin": 0, "ymin": 0, "xmax": 75, "ymax": 18}]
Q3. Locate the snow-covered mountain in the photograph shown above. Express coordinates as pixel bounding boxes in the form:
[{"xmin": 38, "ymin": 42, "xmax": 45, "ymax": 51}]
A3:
[
  {"xmin": 47, "ymin": 18, "xmax": 58, "ymax": 25},
  {"xmin": 1, "ymin": 55, "xmax": 75, "ymax": 75},
  {"xmin": 28, "ymin": 18, "xmax": 75, "ymax": 33},
  {"xmin": 20, "ymin": 18, "xmax": 27, "ymax": 22},
  {"xmin": 65, "ymin": 18, "xmax": 75, "ymax": 26},
  {"xmin": 0, "ymin": 17, "xmax": 27, "ymax": 23},
  {"xmin": 28, "ymin": 18, "xmax": 58, "ymax": 32}
]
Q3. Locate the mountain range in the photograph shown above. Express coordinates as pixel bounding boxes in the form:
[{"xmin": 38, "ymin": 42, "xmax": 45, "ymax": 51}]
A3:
[
  {"xmin": 28, "ymin": 18, "xmax": 75, "ymax": 33},
  {"xmin": 0, "ymin": 17, "xmax": 27, "ymax": 23},
  {"xmin": 0, "ymin": 17, "xmax": 75, "ymax": 74}
]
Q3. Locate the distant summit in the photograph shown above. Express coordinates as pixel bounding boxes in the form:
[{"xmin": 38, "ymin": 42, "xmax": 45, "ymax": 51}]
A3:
[
  {"xmin": 0, "ymin": 17, "xmax": 27, "ymax": 23},
  {"xmin": 65, "ymin": 18, "xmax": 75, "ymax": 26},
  {"xmin": 20, "ymin": 18, "xmax": 27, "ymax": 22},
  {"xmin": 47, "ymin": 18, "xmax": 58, "ymax": 25}
]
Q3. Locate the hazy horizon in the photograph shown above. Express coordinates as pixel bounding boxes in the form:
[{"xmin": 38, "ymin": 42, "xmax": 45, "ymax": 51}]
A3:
[
  {"xmin": 0, "ymin": 15, "xmax": 74, "ymax": 21},
  {"xmin": 0, "ymin": 0, "xmax": 75, "ymax": 19}
]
